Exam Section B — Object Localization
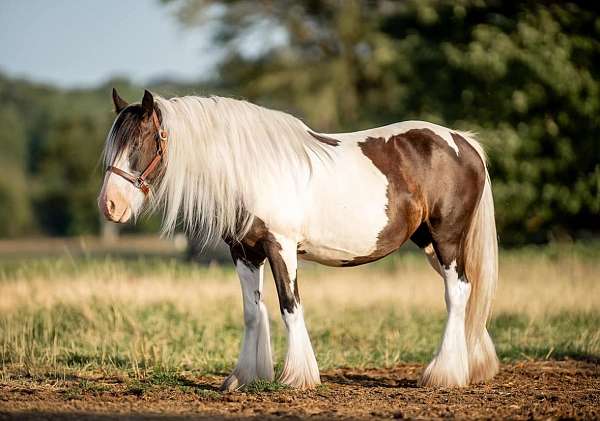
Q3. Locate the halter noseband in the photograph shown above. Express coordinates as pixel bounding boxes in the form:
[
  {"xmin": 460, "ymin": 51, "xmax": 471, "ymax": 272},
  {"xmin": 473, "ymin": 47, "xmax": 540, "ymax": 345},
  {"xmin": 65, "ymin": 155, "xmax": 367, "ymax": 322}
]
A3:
[{"xmin": 107, "ymin": 111, "xmax": 168, "ymax": 197}]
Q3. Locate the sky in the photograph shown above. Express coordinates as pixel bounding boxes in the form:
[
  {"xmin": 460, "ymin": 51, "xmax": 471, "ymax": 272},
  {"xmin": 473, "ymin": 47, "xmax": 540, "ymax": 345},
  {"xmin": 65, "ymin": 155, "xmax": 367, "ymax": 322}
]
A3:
[{"xmin": 0, "ymin": 0, "xmax": 220, "ymax": 88}]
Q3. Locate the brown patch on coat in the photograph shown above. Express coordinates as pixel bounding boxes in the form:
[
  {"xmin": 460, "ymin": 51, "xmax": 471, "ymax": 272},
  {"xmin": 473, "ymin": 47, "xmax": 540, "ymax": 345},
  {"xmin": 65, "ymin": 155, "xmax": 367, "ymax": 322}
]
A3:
[
  {"xmin": 308, "ymin": 131, "xmax": 340, "ymax": 146},
  {"xmin": 344, "ymin": 128, "xmax": 485, "ymax": 272}
]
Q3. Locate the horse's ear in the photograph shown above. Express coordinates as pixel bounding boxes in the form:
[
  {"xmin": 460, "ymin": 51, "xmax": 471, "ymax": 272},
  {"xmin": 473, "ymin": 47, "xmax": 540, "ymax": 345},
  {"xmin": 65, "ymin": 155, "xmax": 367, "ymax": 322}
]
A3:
[
  {"xmin": 141, "ymin": 90, "xmax": 154, "ymax": 116},
  {"xmin": 112, "ymin": 88, "xmax": 128, "ymax": 113}
]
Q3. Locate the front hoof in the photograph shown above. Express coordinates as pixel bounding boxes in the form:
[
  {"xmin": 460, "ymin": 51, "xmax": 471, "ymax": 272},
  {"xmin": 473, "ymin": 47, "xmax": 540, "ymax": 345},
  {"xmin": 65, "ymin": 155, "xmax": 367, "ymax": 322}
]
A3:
[
  {"xmin": 220, "ymin": 373, "xmax": 241, "ymax": 392},
  {"xmin": 278, "ymin": 375, "xmax": 320, "ymax": 389},
  {"xmin": 279, "ymin": 369, "xmax": 321, "ymax": 389},
  {"xmin": 419, "ymin": 358, "xmax": 469, "ymax": 388}
]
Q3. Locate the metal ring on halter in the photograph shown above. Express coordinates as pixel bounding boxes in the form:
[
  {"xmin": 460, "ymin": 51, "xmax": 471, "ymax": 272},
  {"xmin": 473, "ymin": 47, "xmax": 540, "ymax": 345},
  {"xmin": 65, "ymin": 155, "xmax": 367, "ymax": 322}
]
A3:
[
  {"xmin": 159, "ymin": 129, "xmax": 168, "ymax": 141},
  {"xmin": 133, "ymin": 177, "xmax": 144, "ymax": 189}
]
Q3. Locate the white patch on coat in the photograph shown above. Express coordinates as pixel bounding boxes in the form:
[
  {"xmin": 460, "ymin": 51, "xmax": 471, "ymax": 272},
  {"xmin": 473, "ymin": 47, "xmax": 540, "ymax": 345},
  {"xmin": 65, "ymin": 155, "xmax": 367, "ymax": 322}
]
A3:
[
  {"xmin": 279, "ymin": 306, "xmax": 321, "ymax": 388},
  {"xmin": 421, "ymin": 260, "xmax": 471, "ymax": 387},
  {"xmin": 295, "ymin": 141, "xmax": 389, "ymax": 265}
]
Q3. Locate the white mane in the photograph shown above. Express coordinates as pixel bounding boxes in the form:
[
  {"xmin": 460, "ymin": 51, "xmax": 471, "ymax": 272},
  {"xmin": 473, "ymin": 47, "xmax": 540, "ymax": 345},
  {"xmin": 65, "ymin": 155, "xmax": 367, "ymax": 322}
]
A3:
[{"xmin": 152, "ymin": 95, "xmax": 331, "ymax": 243}]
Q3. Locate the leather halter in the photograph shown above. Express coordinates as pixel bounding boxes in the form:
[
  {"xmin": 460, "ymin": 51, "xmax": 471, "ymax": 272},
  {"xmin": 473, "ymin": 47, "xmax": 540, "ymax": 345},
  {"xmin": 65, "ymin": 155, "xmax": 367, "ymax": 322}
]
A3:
[{"xmin": 107, "ymin": 111, "xmax": 167, "ymax": 197}]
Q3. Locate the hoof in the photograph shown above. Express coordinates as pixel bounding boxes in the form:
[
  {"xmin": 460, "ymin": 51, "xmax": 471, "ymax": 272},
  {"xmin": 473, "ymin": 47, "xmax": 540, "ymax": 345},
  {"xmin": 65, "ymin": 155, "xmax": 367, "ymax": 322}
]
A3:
[
  {"xmin": 278, "ymin": 376, "xmax": 320, "ymax": 389},
  {"xmin": 419, "ymin": 357, "xmax": 469, "ymax": 387},
  {"xmin": 279, "ymin": 367, "xmax": 321, "ymax": 389},
  {"xmin": 220, "ymin": 373, "xmax": 241, "ymax": 392}
]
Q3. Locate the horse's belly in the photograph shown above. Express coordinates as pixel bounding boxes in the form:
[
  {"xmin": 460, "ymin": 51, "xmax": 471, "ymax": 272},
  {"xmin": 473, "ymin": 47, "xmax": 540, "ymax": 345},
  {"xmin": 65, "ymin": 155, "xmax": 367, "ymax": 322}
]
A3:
[
  {"xmin": 298, "ymin": 242, "xmax": 382, "ymax": 266},
  {"xmin": 298, "ymin": 143, "xmax": 391, "ymax": 266}
]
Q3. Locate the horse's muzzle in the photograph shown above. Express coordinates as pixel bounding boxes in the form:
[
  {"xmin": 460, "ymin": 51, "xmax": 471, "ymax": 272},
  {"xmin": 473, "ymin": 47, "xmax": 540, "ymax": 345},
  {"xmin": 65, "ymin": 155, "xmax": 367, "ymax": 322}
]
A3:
[{"xmin": 98, "ymin": 184, "xmax": 132, "ymax": 223}]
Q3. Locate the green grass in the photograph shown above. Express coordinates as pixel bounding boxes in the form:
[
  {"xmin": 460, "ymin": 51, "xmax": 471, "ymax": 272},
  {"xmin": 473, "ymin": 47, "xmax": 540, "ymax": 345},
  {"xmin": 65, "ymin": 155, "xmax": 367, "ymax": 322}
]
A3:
[
  {"xmin": 243, "ymin": 379, "xmax": 289, "ymax": 393},
  {"xmin": 1, "ymin": 243, "xmax": 599, "ymax": 383},
  {"xmin": 1, "ymin": 298, "xmax": 597, "ymax": 379}
]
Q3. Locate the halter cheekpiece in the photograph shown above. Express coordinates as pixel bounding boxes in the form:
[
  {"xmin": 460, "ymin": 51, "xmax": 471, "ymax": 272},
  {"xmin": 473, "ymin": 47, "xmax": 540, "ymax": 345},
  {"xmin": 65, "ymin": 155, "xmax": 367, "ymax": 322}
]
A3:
[{"xmin": 107, "ymin": 110, "xmax": 167, "ymax": 196}]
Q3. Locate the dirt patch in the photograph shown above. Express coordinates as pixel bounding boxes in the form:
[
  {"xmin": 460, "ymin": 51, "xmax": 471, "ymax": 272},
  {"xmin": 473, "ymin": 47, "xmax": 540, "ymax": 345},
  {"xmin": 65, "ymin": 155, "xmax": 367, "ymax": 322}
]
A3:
[{"xmin": 1, "ymin": 361, "xmax": 598, "ymax": 420}]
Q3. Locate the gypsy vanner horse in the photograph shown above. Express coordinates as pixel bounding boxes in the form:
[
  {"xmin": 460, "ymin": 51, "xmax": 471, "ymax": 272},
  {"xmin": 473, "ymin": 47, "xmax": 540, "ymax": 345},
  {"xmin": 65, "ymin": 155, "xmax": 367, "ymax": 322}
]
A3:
[{"xmin": 99, "ymin": 90, "xmax": 499, "ymax": 390}]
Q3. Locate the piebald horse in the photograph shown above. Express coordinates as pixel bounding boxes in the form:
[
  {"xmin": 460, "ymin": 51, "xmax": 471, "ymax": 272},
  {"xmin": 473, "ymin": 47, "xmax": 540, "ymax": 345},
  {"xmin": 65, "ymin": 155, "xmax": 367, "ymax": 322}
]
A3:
[{"xmin": 99, "ymin": 90, "xmax": 499, "ymax": 390}]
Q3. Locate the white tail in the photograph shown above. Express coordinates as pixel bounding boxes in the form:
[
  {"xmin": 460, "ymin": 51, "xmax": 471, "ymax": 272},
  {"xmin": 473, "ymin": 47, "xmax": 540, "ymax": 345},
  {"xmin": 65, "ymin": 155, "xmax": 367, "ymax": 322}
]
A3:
[{"xmin": 461, "ymin": 137, "xmax": 500, "ymax": 383}]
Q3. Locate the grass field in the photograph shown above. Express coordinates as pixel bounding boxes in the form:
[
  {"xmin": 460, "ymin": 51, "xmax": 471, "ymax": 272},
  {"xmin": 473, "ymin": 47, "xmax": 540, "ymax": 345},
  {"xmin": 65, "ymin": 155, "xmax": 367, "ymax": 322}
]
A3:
[{"xmin": 1, "ymin": 241, "xmax": 598, "ymax": 388}]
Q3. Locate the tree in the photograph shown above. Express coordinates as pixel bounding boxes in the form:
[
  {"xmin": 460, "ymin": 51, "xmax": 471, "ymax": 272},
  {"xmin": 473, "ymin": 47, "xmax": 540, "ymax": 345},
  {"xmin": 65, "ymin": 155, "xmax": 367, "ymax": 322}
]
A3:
[{"xmin": 0, "ymin": 104, "xmax": 31, "ymax": 236}]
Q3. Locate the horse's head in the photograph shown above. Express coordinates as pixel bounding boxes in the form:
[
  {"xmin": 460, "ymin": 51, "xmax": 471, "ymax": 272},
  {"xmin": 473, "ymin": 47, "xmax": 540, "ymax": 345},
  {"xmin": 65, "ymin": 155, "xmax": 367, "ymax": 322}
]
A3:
[{"xmin": 98, "ymin": 89, "xmax": 167, "ymax": 223}]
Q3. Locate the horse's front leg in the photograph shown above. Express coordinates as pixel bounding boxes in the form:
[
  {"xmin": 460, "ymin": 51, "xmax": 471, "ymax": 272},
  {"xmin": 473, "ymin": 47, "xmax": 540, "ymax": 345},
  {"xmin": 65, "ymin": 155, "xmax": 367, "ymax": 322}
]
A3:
[
  {"xmin": 221, "ymin": 246, "xmax": 274, "ymax": 391},
  {"xmin": 264, "ymin": 234, "xmax": 321, "ymax": 389}
]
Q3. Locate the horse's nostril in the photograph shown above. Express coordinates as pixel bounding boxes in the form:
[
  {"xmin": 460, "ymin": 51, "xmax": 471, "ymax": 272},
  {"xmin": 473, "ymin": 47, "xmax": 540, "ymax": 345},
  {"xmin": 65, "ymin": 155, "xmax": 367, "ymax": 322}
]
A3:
[{"xmin": 107, "ymin": 200, "xmax": 116, "ymax": 214}]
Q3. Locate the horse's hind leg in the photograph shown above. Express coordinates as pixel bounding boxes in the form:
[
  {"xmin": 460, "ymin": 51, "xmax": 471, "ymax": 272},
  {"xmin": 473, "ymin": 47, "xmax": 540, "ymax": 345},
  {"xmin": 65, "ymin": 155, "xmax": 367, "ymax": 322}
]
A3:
[
  {"xmin": 264, "ymin": 233, "xmax": 320, "ymax": 389},
  {"xmin": 417, "ymin": 236, "xmax": 497, "ymax": 386},
  {"xmin": 221, "ymin": 246, "xmax": 274, "ymax": 391},
  {"xmin": 420, "ymin": 240, "xmax": 471, "ymax": 387}
]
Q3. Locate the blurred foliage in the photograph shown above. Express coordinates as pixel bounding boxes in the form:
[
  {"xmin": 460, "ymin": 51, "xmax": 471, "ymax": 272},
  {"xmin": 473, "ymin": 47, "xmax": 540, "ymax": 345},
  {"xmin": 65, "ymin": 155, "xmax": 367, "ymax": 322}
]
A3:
[
  {"xmin": 164, "ymin": 0, "xmax": 600, "ymax": 245},
  {"xmin": 0, "ymin": 0, "xmax": 598, "ymax": 244},
  {"xmin": 0, "ymin": 104, "xmax": 30, "ymax": 236},
  {"xmin": 0, "ymin": 76, "xmax": 193, "ymax": 237}
]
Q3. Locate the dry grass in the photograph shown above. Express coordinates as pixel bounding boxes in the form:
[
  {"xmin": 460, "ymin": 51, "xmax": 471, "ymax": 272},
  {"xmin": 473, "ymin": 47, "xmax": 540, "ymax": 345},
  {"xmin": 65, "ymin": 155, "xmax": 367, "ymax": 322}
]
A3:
[
  {"xmin": 0, "ymin": 243, "xmax": 599, "ymax": 382},
  {"xmin": 2, "ymin": 247, "xmax": 597, "ymax": 315}
]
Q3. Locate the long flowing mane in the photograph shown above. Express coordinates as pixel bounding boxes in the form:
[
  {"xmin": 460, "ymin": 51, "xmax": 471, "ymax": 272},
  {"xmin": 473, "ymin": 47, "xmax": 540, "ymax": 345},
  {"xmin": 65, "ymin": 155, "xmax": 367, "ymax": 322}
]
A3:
[{"xmin": 152, "ymin": 95, "xmax": 331, "ymax": 243}]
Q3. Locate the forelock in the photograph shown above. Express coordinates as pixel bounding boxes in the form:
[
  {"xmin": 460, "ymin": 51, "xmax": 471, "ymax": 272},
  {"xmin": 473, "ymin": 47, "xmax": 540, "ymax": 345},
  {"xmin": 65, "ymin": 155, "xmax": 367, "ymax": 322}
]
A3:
[{"xmin": 103, "ymin": 105, "xmax": 144, "ymax": 166}]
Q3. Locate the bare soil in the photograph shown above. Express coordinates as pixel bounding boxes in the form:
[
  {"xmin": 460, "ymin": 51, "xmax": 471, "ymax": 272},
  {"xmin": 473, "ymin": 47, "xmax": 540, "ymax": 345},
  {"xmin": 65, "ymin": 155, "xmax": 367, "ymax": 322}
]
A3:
[{"xmin": 1, "ymin": 361, "xmax": 598, "ymax": 420}]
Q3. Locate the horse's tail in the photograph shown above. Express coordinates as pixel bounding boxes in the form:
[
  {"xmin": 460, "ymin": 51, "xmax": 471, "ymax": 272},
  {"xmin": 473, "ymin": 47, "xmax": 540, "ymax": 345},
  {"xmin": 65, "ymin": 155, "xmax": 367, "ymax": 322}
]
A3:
[{"xmin": 461, "ymin": 133, "xmax": 500, "ymax": 383}]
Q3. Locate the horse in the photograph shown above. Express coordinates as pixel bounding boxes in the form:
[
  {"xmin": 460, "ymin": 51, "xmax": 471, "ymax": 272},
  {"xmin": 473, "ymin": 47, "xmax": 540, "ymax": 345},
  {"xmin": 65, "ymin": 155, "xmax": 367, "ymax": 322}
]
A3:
[{"xmin": 98, "ymin": 89, "xmax": 499, "ymax": 391}]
